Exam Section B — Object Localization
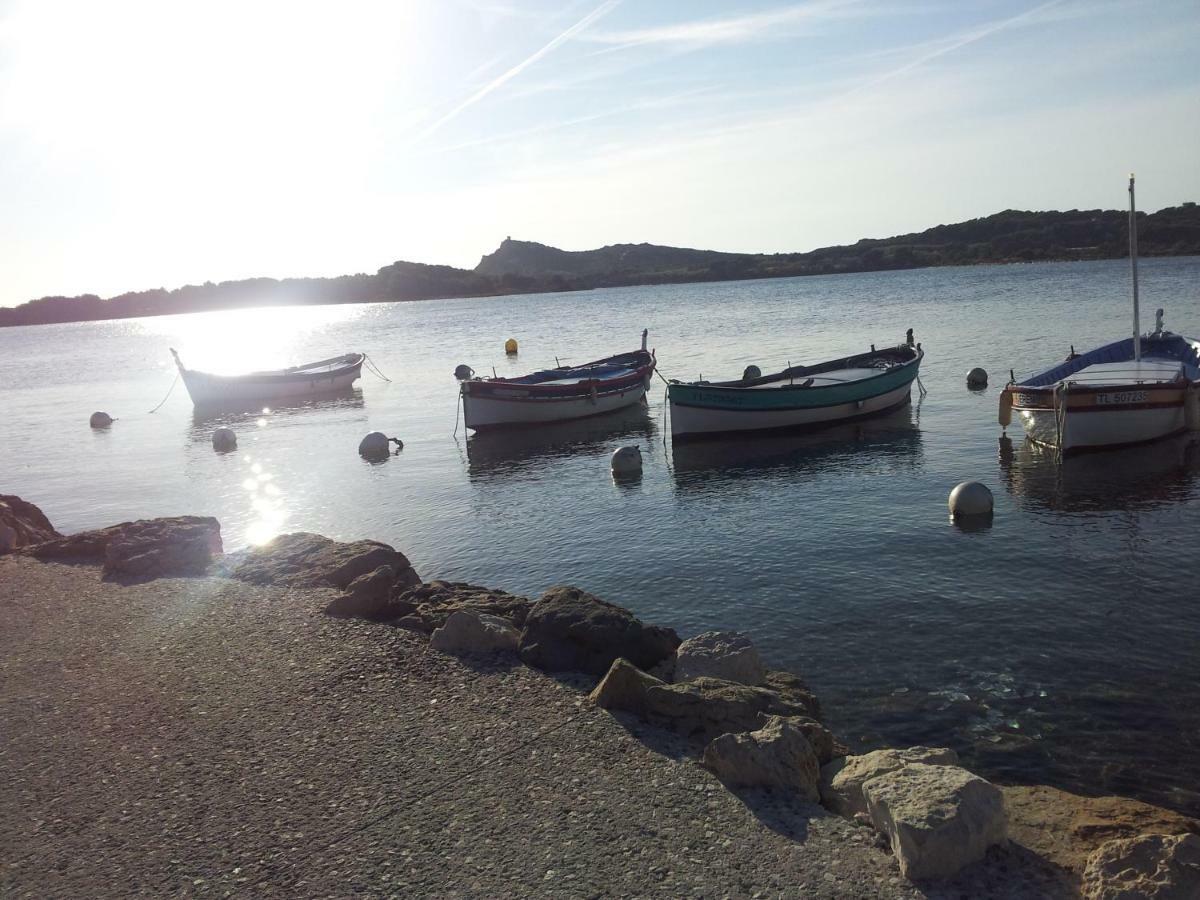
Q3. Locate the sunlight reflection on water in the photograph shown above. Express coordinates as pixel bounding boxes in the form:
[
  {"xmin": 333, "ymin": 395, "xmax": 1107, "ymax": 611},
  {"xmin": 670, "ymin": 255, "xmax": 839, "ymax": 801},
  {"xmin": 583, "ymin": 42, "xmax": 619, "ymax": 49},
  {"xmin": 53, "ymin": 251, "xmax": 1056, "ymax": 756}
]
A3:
[{"xmin": 3, "ymin": 257, "xmax": 1200, "ymax": 814}]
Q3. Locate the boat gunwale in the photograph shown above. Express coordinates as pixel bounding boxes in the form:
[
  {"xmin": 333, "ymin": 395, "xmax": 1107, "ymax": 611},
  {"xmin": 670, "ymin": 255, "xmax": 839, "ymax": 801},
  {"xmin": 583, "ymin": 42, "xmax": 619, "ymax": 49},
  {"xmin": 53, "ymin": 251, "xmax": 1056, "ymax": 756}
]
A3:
[
  {"xmin": 672, "ymin": 345, "xmax": 922, "ymax": 397},
  {"xmin": 463, "ymin": 350, "xmax": 655, "ymax": 401},
  {"xmin": 178, "ymin": 353, "xmax": 365, "ymax": 384}
]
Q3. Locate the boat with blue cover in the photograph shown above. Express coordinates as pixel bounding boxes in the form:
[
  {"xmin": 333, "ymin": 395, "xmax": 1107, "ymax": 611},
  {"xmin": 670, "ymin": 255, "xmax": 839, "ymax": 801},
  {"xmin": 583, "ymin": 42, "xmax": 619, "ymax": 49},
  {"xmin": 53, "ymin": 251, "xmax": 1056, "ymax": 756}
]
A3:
[
  {"xmin": 1000, "ymin": 177, "xmax": 1200, "ymax": 455},
  {"xmin": 459, "ymin": 331, "xmax": 656, "ymax": 430},
  {"xmin": 667, "ymin": 333, "xmax": 923, "ymax": 440},
  {"xmin": 1000, "ymin": 328, "xmax": 1200, "ymax": 454}
]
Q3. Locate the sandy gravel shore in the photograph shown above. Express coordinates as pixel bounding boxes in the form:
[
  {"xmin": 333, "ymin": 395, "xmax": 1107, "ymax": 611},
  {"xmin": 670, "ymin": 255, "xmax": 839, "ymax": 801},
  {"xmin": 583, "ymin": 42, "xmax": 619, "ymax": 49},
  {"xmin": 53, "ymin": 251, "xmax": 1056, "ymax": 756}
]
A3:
[{"xmin": 0, "ymin": 556, "xmax": 1070, "ymax": 898}]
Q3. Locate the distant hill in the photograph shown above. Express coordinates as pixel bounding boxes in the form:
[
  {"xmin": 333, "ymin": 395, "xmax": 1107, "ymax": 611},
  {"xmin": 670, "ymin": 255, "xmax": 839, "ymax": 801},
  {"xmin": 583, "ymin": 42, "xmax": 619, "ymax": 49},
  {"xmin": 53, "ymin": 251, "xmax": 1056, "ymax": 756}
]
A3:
[{"xmin": 3, "ymin": 204, "xmax": 1197, "ymax": 327}]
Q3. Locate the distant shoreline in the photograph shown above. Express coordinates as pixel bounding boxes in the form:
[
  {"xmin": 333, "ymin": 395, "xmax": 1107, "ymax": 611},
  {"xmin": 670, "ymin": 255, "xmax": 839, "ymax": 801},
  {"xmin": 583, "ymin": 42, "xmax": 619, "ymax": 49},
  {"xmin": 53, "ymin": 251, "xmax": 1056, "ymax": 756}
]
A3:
[
  {"xmin": 3, "ymin": 253, "xmax": 1198, "ymax": 332},
  {"xmin": 3, "ymin": 203, "xmax": 1197, "ymax": 328}
]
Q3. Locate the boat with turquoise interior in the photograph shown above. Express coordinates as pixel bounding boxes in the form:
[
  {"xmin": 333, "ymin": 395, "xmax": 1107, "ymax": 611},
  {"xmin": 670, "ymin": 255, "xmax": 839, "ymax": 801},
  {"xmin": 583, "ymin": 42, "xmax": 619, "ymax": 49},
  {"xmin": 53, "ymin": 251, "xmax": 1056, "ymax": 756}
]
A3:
[{"xmin": 667, "ymin": 333, "xmax": 923, "ymax": 440}]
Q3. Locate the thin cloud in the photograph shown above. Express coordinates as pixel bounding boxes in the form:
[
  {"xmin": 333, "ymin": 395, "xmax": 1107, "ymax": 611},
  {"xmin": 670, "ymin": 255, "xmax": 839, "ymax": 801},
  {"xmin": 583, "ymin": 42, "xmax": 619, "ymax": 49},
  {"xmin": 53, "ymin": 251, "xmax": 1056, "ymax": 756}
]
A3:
[
  {"xmin": 585, "ymin": 0, "xmax": 859, "ymax": 52},
  {"xmin": 413, "ymin": 0, "xmax": 620, "ymax": 143},
  {"xmin": 837, "ymin": 0, "xmax": 1070, "ymax": 99}
]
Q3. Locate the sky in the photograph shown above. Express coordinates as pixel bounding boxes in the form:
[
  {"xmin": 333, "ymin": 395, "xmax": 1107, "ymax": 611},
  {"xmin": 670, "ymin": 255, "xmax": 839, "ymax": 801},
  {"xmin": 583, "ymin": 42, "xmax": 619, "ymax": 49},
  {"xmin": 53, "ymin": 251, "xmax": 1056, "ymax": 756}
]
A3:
[{"xmin": 0, "ymin": 0, "xmax": 1197, "ymax": 306}]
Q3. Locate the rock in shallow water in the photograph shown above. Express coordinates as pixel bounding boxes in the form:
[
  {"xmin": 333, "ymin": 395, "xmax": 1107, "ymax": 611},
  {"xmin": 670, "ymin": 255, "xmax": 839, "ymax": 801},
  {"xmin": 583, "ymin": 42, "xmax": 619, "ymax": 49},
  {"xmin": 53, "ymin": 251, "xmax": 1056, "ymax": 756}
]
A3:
[
  {"xmin": 1002, "ymin": 784, "xmax": 1200, "ymax": 875},
  {"xmin": 0, "ymin": 495, "xmax": 61, "ymax": 552},
  {"xmin": 676, "ymin": 630, "xmax": 766, "ymax": 686},
  {"xmin": 1081, "ymin": 832, "xmax": 1200, "ymax": 900},
  {"xmin": 518, "ymin": 586, "xmax": 679, "ymax": 678},
  {"xmin": 232, "ymin": 532, "xmax": 418, "ymax": 590},
  {"xmin": 430, "ymin": 610, "xmax": 521, "ymax": 656},
  {"xmin": 862, "ymin": 762, "xmax": 1008, "ymax": 881},
  {"xmin": 702, "ymin": 715, "xmax": 820, "ymax": 800}
]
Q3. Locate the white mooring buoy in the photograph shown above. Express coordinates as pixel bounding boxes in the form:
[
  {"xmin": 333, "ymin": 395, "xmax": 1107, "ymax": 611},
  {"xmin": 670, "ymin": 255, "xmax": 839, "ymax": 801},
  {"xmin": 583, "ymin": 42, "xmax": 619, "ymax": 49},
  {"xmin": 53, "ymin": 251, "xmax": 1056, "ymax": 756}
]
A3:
[
  {"xmin": 611, "ymin": 445, "xmax": 643, "ymax": 477},
  {"xmin": 966, "ymin": 367, "xmax": 988, "ymax": 388},
  {"xmin": 89, "ymin": 411, "xmax": 113, "ymax": 429},
  {"xmin": 212, "ymin": 427, "xmax": 237, "ymax": 452},
  {"xmin": 948, "ymin": 481, "xmax": 993, "ymax": 519}
]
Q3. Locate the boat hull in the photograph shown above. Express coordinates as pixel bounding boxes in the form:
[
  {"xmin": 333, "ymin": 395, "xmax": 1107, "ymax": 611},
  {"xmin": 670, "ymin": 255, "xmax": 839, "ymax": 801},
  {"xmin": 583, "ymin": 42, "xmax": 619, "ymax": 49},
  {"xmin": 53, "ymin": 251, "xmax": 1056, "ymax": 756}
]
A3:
[
  {"xmin": 1015, "ymin": 403, "xmax": 1186, "ymax": 454},
  {"xmin": 461, "ymin": 347, "xmax": 655, "ymax": 430},
  {"xmin": 668, "ymin": 354, "xmax": 921, "ymax": 439},
  {"xmin": 181, "ymin": 363, "xmax": 363, "ymax": 407},
  {"xmin": 463, "ymin": 382, "xmax": 649, "ymax": 430}
]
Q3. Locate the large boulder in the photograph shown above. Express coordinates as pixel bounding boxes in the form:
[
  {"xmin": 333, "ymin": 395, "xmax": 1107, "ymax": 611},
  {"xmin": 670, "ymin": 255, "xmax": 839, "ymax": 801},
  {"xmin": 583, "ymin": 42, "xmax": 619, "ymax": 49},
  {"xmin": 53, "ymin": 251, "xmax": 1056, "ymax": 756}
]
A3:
[
  {"xmin": 820, "ymin": 746, "xmax": 960, "ymax": 820},
  {"xmin": 0, "ymin": 496, "xmax": 61, "ymax": 552},
  {"xmin": 676, "ymin": 630, "xmax": 766, "ymax": 685},
  {"xmin": 702, "ymin": 715, "xmax": 820, "ymax": 800},
  {"xmin": 1081, "ymin": 832, "xmax": 1200, "ymax": 900},
  {"xmin": 646, "ymin": 676, "xmax": 817, "ymax": 740},
  {"xmin": 232, "ymin": 532, "xmax": 419, "ymax": 590},
  {"xmin": 325, "ymin": 565, "xmax": 406, "ymax": 619},
  {"xmin": 517, "ymin": 586, "xmax": 679, "ymax": 678},
  {"xmin": 429, "ymin": 610, "xmax": 520, "ymax": 657},
  {"xmin": 784, "ymin": 716, "xmax": 840, "ymax": 766},
  {"xmin": 1002, "ymin": 785, "xmax": 1200, "ymax": 875},
  {"xmin": 391, "ymin": 581, "xmax": 533, "ymax": 633},
  {"xmin": 27, "ymin": 516, "xmax": 222, "ymax": 578},
  {"xmin": 763, "ymin": 670, "xmax": 821, "ymax": 720},
  {"xmin": 589, "ymin": 657, "xmax": 665, "ymax": 718},
  {"xmin": 862, "ymin": 762, "xmax": 1008, "ymax": 881}
]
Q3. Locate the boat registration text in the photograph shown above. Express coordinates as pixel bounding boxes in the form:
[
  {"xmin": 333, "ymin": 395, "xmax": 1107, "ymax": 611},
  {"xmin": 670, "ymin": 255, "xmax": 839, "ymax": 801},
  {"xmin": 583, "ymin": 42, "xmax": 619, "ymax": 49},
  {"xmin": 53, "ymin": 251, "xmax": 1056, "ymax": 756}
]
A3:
[{"xmin": 1094, "ymin": 391, "xmax": 1149, "ymax": 406}]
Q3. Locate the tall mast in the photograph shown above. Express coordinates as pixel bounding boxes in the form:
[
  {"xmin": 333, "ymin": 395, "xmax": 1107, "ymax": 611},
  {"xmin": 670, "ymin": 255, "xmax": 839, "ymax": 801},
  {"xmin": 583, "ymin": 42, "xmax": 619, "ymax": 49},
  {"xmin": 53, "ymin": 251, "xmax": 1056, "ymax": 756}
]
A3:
[{"xmin": 1129, "ymin": 173, "xmax": 1141, "ymax": 362}]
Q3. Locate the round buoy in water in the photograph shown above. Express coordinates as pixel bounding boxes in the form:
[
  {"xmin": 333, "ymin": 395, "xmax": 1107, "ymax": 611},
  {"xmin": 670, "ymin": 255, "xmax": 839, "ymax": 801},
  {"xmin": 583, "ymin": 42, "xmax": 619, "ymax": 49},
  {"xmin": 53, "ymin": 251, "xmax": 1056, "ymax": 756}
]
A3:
[
  {"xmin": 611, "ymin": 445, "xmax": 643, "ymax": 477},
  {"xmin": 358, "ymin": 431, "xmax": 392, "ymax": 459},
  {"xmin": 504, "ymin": 338, "xmax": 518, "ymax": 355},
  {"xmin": 742, "ymin": 365, "xmax": 762, "ymax": 381},
  {"xmin": 948, "ymin": 481, "xmax": 993, "ymax": 519},
  {"xmin": 212, "ymin": 427, "xmax": 237, "ymax": 452},
  {"xmin": 90, "ymin": 411, "xmax": 113, "ymax": 429},
  {"xmin": 966, "ymin": 367, "xmax": 988, "ymax": 388},
  {"xmin": 454, "ymin": 364, "xmax": 475, "ymax": 381}
]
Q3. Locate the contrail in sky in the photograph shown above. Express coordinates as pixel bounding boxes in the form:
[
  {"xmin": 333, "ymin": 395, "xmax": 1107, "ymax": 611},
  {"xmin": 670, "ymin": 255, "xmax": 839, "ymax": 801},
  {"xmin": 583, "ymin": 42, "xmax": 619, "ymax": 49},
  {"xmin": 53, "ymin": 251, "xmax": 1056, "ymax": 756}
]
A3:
[
  {"xmin": 414, "ymin": 0, "xmax": 621, "ymax": 143},
  {"xmin": 839, "ymin": 0, "xmax": 1068, "ymax": 99}
]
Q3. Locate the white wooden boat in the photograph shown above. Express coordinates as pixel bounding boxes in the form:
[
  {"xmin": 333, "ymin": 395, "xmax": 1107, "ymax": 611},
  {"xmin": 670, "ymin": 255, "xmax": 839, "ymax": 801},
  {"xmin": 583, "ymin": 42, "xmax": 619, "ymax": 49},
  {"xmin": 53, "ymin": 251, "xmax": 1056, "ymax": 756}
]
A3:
[
  {"xmin": 171, "ymin": 348, "xmax": 364, "ymax": 407},
  {"xmin": 667, "ymin": 335, "xmax": 922, "ymax": 440},
  {"xmin": 459, "ymin": 332, "xmax": 656, "ymax": 431},
  {"xmin": 1000, "ymin": 177, "xmax": 1200, "ymax": 455}
]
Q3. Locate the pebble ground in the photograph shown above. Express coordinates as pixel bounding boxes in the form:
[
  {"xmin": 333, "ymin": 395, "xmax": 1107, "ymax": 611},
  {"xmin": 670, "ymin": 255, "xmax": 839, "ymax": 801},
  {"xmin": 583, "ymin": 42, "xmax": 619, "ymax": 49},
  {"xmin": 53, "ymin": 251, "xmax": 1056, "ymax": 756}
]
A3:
[{"xmin": 0, "ymin": 556, "xmax": 1073, "ymax": 898}]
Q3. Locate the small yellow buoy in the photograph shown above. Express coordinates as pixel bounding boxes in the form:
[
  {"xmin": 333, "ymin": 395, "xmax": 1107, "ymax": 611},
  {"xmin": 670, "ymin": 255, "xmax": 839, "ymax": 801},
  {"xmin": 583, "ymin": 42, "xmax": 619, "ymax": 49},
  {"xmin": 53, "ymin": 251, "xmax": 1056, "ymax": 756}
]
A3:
[{"xmin": 504, "ymin": 338, "xmax": 518, "ymax": 355}]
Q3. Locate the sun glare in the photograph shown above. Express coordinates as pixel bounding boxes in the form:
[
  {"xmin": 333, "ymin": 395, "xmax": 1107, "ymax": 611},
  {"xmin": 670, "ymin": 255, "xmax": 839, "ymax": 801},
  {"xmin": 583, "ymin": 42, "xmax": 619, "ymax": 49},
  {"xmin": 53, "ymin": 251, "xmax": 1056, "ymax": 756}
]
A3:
[{"xmin": 141, "ymin": 304, "xmax": 364, "ymax": 375}]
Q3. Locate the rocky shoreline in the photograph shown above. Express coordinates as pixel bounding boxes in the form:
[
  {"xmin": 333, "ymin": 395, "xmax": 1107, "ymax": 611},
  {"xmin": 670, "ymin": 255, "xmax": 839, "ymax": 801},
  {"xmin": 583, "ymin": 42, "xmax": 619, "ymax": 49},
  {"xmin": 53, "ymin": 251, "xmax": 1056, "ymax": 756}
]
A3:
[{"xmin": 2, "ymin": 495, "xmax": 1198, "ymax": 898}]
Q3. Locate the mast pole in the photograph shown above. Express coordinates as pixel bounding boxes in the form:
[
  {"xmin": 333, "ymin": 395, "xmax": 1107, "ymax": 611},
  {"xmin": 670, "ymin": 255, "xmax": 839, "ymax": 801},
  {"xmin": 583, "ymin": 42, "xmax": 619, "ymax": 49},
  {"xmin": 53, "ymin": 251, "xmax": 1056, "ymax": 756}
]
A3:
[{"xmin": 1129, "ymin": 173, "xmax": 1141, "ymax": 362}]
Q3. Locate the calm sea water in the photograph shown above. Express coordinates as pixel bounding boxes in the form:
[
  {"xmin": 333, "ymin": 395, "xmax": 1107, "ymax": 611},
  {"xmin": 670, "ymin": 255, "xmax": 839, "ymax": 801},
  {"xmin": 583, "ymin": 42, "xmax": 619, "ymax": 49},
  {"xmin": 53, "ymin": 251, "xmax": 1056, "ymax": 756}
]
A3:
[{"xmin": 3, "ymin": 258, "xmax": 1199, "ymax": 814}]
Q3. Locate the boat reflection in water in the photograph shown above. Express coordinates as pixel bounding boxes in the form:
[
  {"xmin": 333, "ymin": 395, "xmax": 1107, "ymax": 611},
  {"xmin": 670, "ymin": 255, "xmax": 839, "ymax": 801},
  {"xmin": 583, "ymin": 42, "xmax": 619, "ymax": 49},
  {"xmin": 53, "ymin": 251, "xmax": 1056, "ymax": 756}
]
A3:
[
  {"xmin": 999, "ymin": 432, "xmax": 1200, "ymax": 514},
  {"xmin": 188, "ymin": 388, "xmax": 366, "ymax": 438},
  {"xmin": 465, "ymin": 402, "xmax": 656, "ymax": 480},
  {"xmin": 670, "ymin": 403, "xmax": 922, "ymax": 490}
]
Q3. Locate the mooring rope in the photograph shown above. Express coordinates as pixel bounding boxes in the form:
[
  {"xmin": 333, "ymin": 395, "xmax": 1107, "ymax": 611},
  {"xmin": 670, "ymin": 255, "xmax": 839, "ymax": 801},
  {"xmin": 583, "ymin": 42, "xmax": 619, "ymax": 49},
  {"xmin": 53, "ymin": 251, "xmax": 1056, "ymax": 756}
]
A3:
[
  {"xmin": 363, "ymin": 354, "xmax": 392, "ymax": 382},
  {"xmin": 452, "ymin": 388, "xmax": 462, "ymax": 437},
  {"xmin": 661, "ymin": 385, "xmax": 670, "ymax": 446},
  {"xmin": 147, "ymin": 371, "xmax": 180, "ymax": 413},
  {"xmin": 1054, "ymin": 382, "xmax": 1069, "ymax": 461}
]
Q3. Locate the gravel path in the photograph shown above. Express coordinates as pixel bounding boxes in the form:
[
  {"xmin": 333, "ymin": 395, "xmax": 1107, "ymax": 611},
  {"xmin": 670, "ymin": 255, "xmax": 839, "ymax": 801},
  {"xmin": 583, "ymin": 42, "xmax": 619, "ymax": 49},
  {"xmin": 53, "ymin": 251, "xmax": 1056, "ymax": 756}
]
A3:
[{"xmin": 0, "ymin": 556, "xmax": 1072, "ymax": 898}]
